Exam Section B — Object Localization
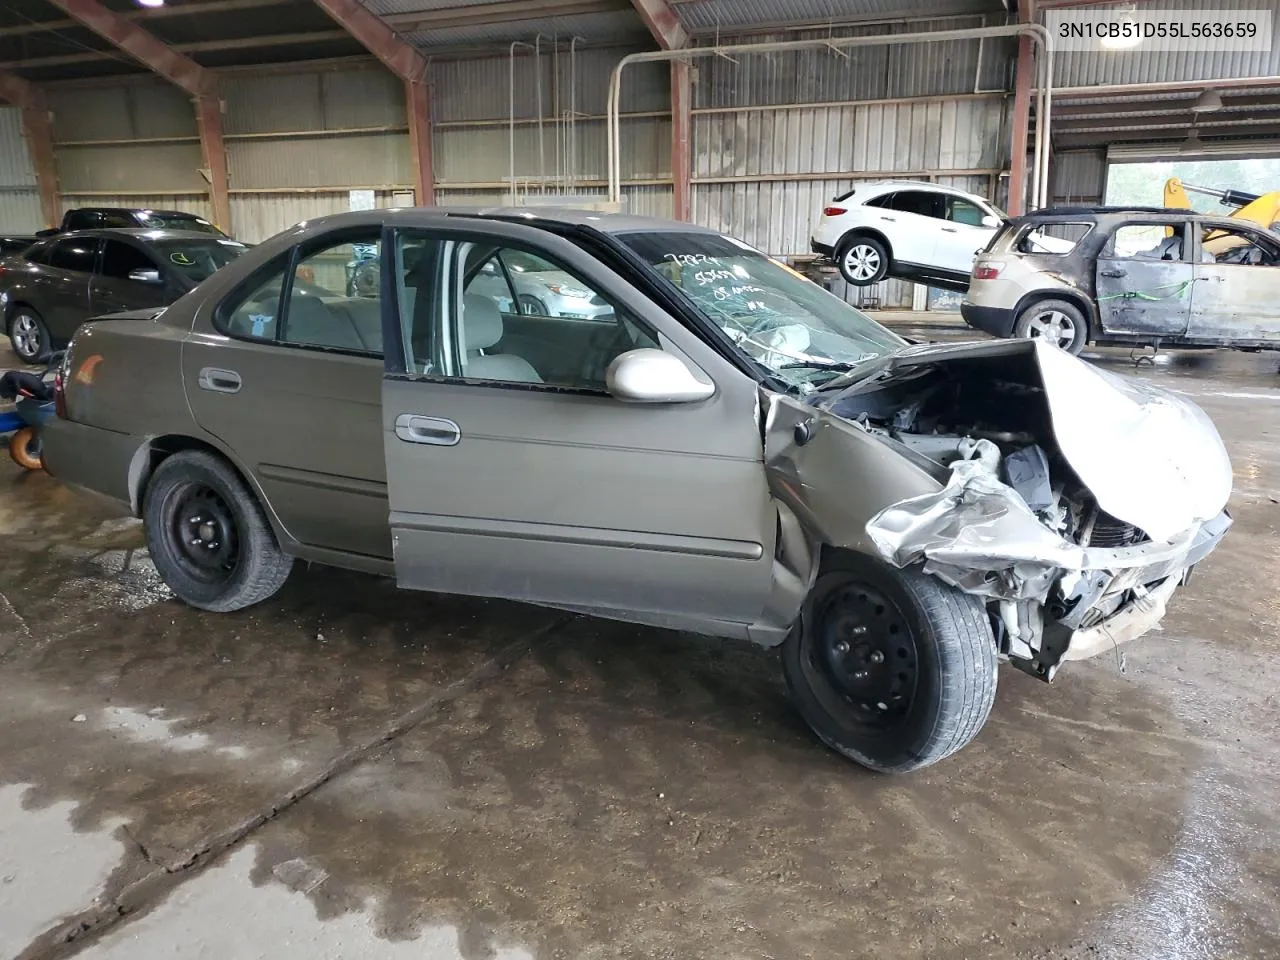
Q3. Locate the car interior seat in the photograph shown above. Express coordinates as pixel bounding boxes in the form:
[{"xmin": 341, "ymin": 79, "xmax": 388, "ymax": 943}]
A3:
[
  {"xmin": 285, "ymin": 291, "xmax": 362, "ymax": 350},
  {"xmin": 462, "ymin": 293, "xmax": 542, "ymax": 383},
  {"xmin": 1137, "ymin": 235, "xmax": 1183, "ymax": 260}
]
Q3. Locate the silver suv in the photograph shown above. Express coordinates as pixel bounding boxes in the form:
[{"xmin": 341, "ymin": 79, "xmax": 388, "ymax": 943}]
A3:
[{"xmin": 963, "ymin": 207, "xmax": 1280, "ymax": 355}]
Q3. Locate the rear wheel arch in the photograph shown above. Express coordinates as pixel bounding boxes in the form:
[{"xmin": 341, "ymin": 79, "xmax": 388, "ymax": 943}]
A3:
[
  {"xmin": 129, "ymin": 436, "xmax": 289, "ymax": 547},
  {"xmin": 838, "ymin": 227, "xmax": 893, "ymax": 261}
]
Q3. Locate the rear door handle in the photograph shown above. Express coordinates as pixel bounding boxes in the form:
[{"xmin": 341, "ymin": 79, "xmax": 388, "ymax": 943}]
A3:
[
  {"xmin": 941, "ymin": 227, "xmax": 958, "ymax": 233},
  {"xmin": 395, "ymin": 414, "xmax": 460, "ymax": 446},
  {"xmin": 1100, "ymin": 269, "xmax": 1127, "ymax": 278},
  {"xmin": 197, "ymin": 367, "xmax": 242, "ymax": 393},
  {"xmin": 879, "ymin": 215, "xmax": 897, "ymax": 222}
]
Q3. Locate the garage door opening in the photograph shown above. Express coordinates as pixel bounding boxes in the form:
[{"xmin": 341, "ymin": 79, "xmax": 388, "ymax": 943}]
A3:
[{"xmin": 1105, "ymin": 157, "xmax": 1280, "ymax": 216}]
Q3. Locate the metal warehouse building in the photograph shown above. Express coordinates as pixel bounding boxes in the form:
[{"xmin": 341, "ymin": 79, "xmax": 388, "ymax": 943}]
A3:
[{"xmin": 2, "ymin": 0, "xmax": 1279, "ymax": 308}]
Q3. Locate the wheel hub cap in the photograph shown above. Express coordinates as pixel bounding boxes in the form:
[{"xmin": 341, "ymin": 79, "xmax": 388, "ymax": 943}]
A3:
[
  {"xmin": 1027, "ymin": 310, "xmax": 1074, "ymax": 347},
  {"xmin": 844, "ymin": 245, "xmax": 881, "ymax": 281},
  {"xmin": 13, "ymin": 316, "xmax": 38, "ymax": 357}
]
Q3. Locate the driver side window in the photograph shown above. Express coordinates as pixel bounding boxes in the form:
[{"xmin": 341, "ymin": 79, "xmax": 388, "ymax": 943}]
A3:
[{"xmin": 395, "ymin": 232, "xmax": 657, "ymax": 390}]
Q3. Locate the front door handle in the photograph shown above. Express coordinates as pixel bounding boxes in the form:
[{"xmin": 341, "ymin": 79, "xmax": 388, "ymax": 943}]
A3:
[
  {"xmin": 395, "ymin": 414, "xmax": 460, "ymax": 446},
  {"xmin": 197, "ymin": 367, "xmax": 242, "ymax": 393},
  {"xmin": 1100, "ymin": 269, "xmax": 1127, "ymax": 278},
  {"xmin": 941, "ymin": 227, "xmax": 958, "ymax": 233}
]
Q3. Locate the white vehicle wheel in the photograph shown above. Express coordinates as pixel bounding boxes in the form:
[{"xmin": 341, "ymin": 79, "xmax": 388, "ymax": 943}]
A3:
[
  {"xmin": 837, "ymin": 237, "xmax": 889, "ymax": 286},
  {"xmin": 1014, "ymin": 299, "xmax": 1088, "ymax": 355}
]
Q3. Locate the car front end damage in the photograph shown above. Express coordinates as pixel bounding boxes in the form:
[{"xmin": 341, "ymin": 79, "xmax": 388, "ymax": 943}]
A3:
[{"xmin": 798, "ymin": 338, "xmax": 1232, "ymax": 679}]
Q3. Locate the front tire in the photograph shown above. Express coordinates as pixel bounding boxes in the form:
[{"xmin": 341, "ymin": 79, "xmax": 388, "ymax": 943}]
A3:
[
  {"xmin": 782, "ymin": 555, "xmax": 998, "ymax": 773},
  {"xmin": 837, "ymin": 236, "xmax": 890, "ymax": 286},
  {"xmin": 1013, "ymin": 298, "xmax": 1088, "ymax": 355},
  {"xmin": 8, "ymin": 308, "xmax": 50, "ymax": 363},
  {"xmin": 143, "ymin": 451, "xmax": 294, "ymax": 612}
]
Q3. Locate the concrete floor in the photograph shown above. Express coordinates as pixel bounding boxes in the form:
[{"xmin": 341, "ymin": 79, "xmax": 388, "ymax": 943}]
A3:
[{"xmin": 2, "ymin": 317, "xmax": 1280, "ymax": 960}]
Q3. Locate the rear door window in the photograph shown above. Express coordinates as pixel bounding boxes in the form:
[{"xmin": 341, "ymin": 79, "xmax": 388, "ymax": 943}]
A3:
[
  {"xmin": 49, "ymin": 238, "xmax": 101, "ymax": 273},
  {"xmin": 888, "ymin": 190, "xmax": 944, "ymax": 219}
]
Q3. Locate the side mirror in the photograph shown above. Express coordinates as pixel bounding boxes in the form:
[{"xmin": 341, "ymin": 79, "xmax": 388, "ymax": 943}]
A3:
[
  {"xmin": 606, "ymin": 349, "xmax": 714, "ymax": 403},
  {"xmin": 981, "ymin": 214, "xmax": 1002, "ymax": 229},
  {"xmin": 127, "ymin": 267, "xmax": 163, "ymax": 284}
]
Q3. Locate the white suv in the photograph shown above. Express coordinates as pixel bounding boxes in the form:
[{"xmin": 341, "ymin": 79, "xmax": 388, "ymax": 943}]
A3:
[{"xmin": 811, "ymin": 181, "xmax": 1005, "ymax": 291}]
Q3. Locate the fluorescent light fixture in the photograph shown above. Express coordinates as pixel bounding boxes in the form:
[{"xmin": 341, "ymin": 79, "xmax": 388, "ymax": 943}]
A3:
[{"xmin": 136, "ymin": 0, "xmax": 165, "ymax": 7}]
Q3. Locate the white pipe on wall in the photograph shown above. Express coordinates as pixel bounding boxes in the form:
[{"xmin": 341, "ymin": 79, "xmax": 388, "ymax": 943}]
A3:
[{"xmin": 607, "ymin": 24, "xmax": 1054, "ymax": 213}]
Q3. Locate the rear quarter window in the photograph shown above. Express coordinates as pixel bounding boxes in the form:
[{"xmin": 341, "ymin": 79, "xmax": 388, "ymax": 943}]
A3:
[{"xmin": 1012, "ymin": 222, "xmax": 1093, "ymax": 255}]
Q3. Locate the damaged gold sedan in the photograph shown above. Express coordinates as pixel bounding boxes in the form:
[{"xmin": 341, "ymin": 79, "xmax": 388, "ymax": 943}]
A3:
[{"xmin": 40, "ymin": 208, "xmax": 1231, "ymax": 773}]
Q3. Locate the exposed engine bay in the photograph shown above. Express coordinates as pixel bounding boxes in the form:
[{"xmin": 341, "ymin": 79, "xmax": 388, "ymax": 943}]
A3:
[{"xmin": 816, "ymin": 341, "xmax": 1233, "ymax": 680}]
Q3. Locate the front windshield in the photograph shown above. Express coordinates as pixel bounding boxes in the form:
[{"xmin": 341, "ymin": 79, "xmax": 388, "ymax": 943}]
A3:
[
  {"xmin": 620, "ymin": 231, "xmax": 905, "ymax": 391},
  {"xmin": 139, "ymin": 212, "xmax": 226, "ymax": 236},
  {"xmin": 155, "ymin": 238, "xmax": 248, "ymax": 284}
]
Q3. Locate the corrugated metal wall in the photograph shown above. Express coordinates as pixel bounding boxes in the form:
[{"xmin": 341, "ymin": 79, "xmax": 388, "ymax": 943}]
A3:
[
  {"xmin": 687, "ymin": 22, "xmax": 1009, "ymax": 308},
  {"xmin": 1050, "ymin": 149, "xmax": 1106, "ymax": 206},
  {"xmin": 0, "ymin": 107, "xmax": 41, "ymax": 232}
]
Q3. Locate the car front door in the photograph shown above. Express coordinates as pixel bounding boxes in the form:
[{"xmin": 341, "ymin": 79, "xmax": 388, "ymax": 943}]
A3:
[
  {"xmin": 42, "ymin": 236, "xmax": 101, "ymax": 342},
  {"xmin": 90, "ymin": 239, "xmax": 178, "ymax": 316},
  {"xmin": 1094, "ymin": 220, "xmax": 1193, "ymax": 338},
  {"xmin": 1188, "ymin": 221, "xmax": 1280, "ymax": 342},
  {"xmin": 181, "ymin": 228, "xmax": 391, "ymax": 561},
  {"xmin": 380, "ymin": 221, "xmax": 775, "ymax": 628},
  {"xmin": 934, "ymin": 196, "xmax": 999, "ymax": 275},
  {"xmin": 867, "ymin": 190, "xmax": 942, "ymax": 267}
]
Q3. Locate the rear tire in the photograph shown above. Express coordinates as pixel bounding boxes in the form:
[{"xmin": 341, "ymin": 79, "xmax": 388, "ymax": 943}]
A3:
[
  {"xmin": 1014, "ymin": 298, "xmax": 1088, "ymax": 355},
  {"xmin": 9, "ymin": 427, "xmax": 43, "ymax": 471},
  {"xmin": 782, "ymin": 554, "xmax": 998, "ymax": 773},
  {"xmin": 837, "ymin": 235, "xmax": 890, "ymax": 286},
  {"xmin": 143, "ymin": 450, "xmax": 293, "ymax": 612},
  {"xmin": 8, "ymin": 308, "xmax": 50, "ymax": 363}
]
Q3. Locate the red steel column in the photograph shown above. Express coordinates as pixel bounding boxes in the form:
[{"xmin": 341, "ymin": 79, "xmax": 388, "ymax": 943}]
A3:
[
  {"xmin": 671, "ymin": 60, "xmax": 692, "ymax": 221},
  {"xmin": 405, "ymin": 79, "xmax": 435, "ymax": 206},
  {"xmin": 195, "ymin": 96, "xmax": 232, "ymax": 233}
]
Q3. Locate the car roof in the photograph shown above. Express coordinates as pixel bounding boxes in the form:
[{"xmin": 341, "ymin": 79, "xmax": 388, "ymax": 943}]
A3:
[
  {"xmin": 851, "ymin": 179, "xmax": 986, "ymax": 198},
  {"xmin": 52, "ymin": 228, "xmax": 243, "ymax": 242},
  {"xmin": 67, "ymin": 206, "xmax": 206, "ymax": 218},
  {"xmin": 287, "ymin": 206, "xmax": 727, "ymax": 238}
]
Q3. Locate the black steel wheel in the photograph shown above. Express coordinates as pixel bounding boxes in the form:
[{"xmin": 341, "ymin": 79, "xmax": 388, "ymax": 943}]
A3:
[
  {"xmin": 166, "ymin": 483, "xmax": 241, "ymax": 585},
  {"xmin": 144, "ymin": 450, "xmax": 293, "ymax": 612},
  {"xmin": 782, "ymin": 553, "xmax": 998, "ymax": 773}
]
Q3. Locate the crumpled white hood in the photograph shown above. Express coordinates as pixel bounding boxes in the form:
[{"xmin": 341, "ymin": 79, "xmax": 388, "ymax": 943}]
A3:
[{"xmin": 1032, "ymin": 341, "xmax": 1233, "ymax": 542}]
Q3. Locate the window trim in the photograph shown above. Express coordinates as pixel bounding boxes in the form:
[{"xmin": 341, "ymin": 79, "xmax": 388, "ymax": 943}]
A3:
[
  {"xmin": 386, "ymin": 225, "xmax": 653, "ymax": 396},
  {"xmin": 1012, "ymin": 221, "xmax": 1094, "ymax": 256},
  {"xmin": 212, "ymin": 227, "xmax": 385, "ymax": 359}
]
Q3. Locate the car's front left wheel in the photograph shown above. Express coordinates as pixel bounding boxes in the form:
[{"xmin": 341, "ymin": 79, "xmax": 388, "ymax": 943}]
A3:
[
  {"xmin": 8, "ymin": 308, "xmax": 51, "ymax": 363},
  {"xmin": 782, "ymin": 554, "xmax": 998, "ymax": 773},
  {"xmin": 143, "ymin": 450, "xmax": 294, "ymax": 612}
]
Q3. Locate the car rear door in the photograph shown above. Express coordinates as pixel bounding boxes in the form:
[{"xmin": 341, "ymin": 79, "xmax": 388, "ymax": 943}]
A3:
[
  {"xmin": 181, "ymin": 227, "xmax": 391, "ymax": 560},
  {"xmin": 1188, "ymin": 220, "xmax": 1280, "ymax": 342},
  {"xmin": 380, "ymin": 220, "xmax": 775, "ymax": 627},
  {"xmin": 90, "ymin": 239, "xmax": 177, "ymax": 316},
  {"xmin": 1094, "ymin": 220, "xmax": 1193, "ymax": 338}
]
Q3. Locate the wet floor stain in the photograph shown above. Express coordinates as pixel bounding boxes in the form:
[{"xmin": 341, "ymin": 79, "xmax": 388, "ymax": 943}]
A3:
[{"xmin": 2, "ymin": 335, "xmax": 1280, "ymax": 959}]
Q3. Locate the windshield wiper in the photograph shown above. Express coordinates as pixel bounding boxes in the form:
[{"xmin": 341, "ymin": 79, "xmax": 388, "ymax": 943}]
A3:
[{"xmin": 776, "ymin": 359, "xmax": 863, "ymax": 372}]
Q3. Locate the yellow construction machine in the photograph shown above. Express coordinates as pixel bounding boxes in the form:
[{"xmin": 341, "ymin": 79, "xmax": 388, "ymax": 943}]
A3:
[{"xmin": 1164, "ymin": 178, "xmax": 1280, "ymax": 255}]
